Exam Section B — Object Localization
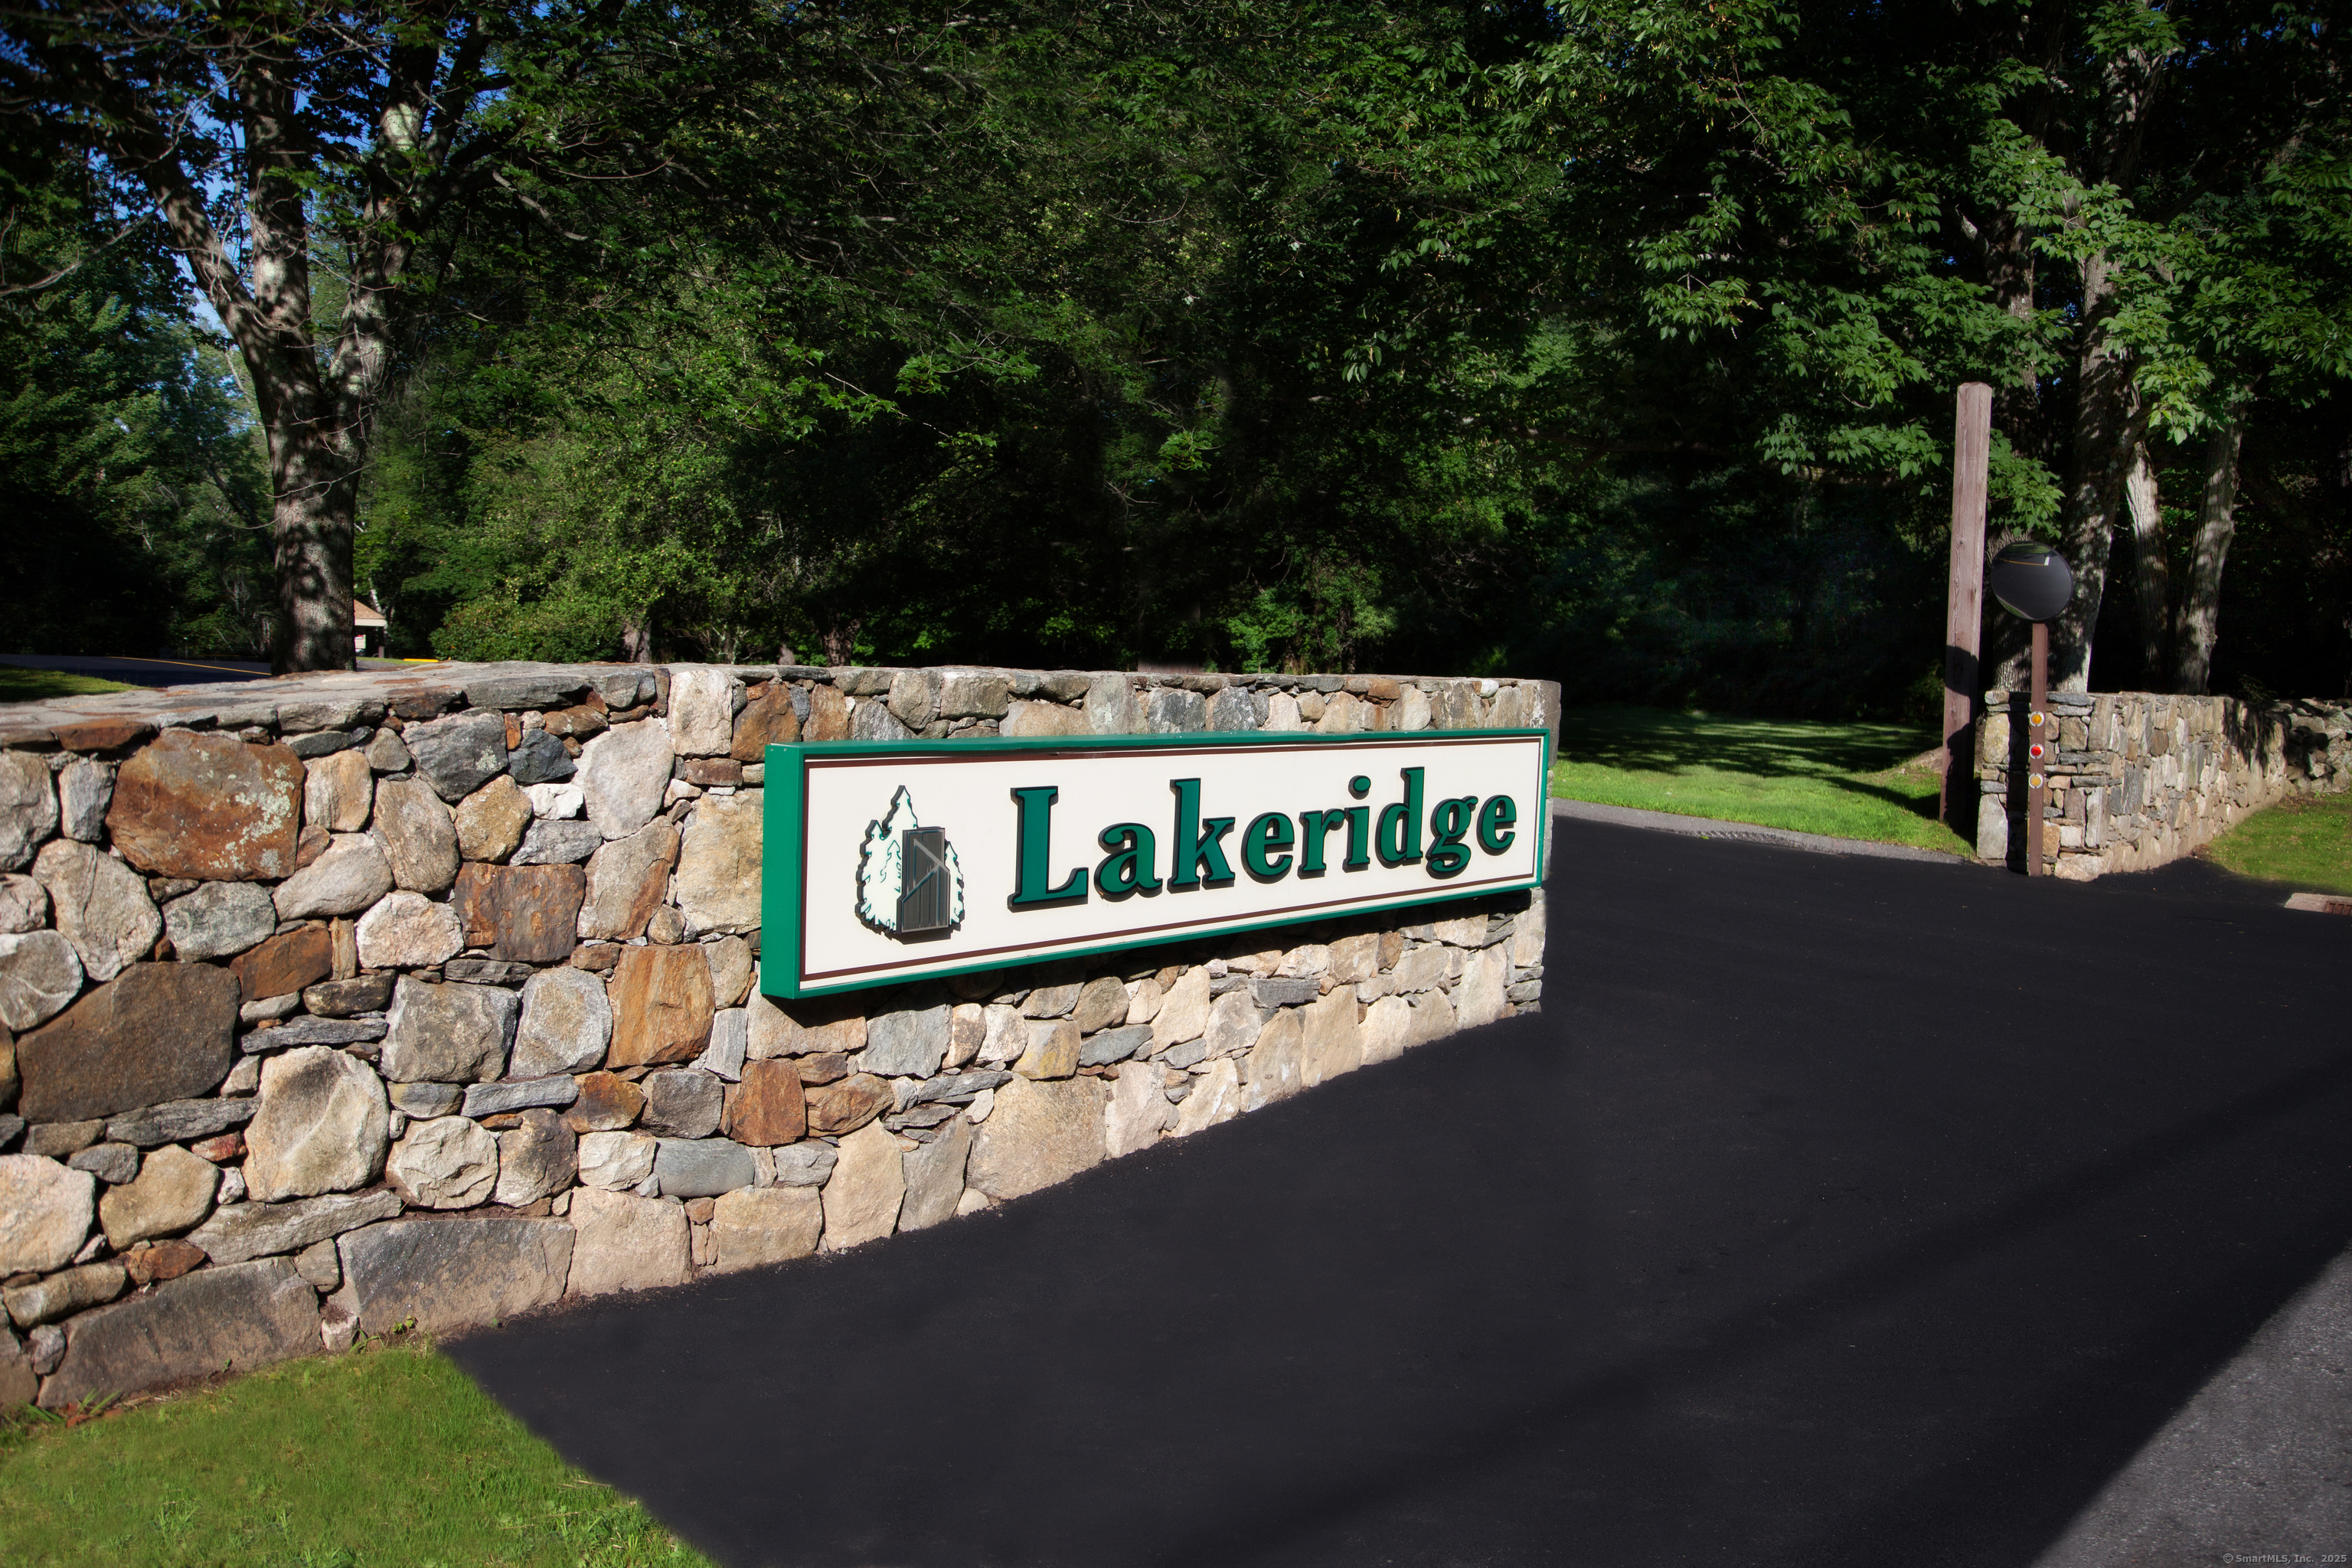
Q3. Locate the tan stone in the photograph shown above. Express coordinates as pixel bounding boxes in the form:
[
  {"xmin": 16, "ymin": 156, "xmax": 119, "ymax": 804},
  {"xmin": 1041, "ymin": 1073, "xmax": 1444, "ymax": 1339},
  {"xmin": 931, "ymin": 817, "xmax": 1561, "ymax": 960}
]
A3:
[
  {"xmin": 898, "ymin": 1113, "xmax": 972, "ymax": 1232},
  {"xmin": 1203, "ymin": 988, "xmax": 1264, "ymax": 1057},
  {"xmin": 673, "ymin": 792, "xmax": 762, "ymax": 936},
  {"xmin": 1125, "ymin": 975, "xmax": 1164, "ymax": 1025},
  {"xmin": 1014, "ymin": 1018, "xmax": 1080, "ymax": 1080},
  {"xmin": 804, "ymin": 1071, "xmax": 891, "ymax": 1136},
  {"xmin": 370, "ymin": 777, "xmax": 461, "ymax": 893},
  {"xmin": 723, "ymin": 1059, "xmax": 805, "ymax": 1146},
  {"xmin": 32, "ymin": 839, "xmax": 160, "ymax": 985},
  {"xmin": 1328, "ymin": 933, "xmax": 1380, "ymax": 986},
  {"xmin": 245, "ymin": 1046, "xmax": 390, "ymax": 1202},
  {"xmin": 453, "ymin": 861, "xmax": 586, "ymax": 965},
  {"xmin": 304, "ymin": 750, "xmax": 373, "ymax": 834},
  {"xmin": 820, "ymin": 1121, "xmax": 905, "ymax": 1249},
  {"xmin": 455, "ymin": 774, "xmax": 534, "ymax": 862},
  {"xmin": 1149, "ymin": 965, "xmax": 1211, "ymax": 1053},
  {"xmin": 1511, "ymin": 893, "xmax": 1547, "ymax": 967},
  {"xmin": 1104, "ymin": 1060, "xmax": 1169, "ymax": 1157},
  {"xmin": 804, "ymin": 684, "xmax": 849, "ymax": 742},
  {"xmin": 1170, "ymin": 1057, "xmax": 1242, "ymax": 1136},
  {"xmin": 968, "ymin": 1075, "xmax": 1106, "ymax": 1201},
  {"xmin": 566, "ymin": 1187, "xmax": 688, "ymax": 1295},
  {"xmin": 564, "ymin": 1070, "xmax": 645, "ymax": 1132},
  {"xmin": 745, "ymin": 991, "xmax": 865, "ymax": 1058},
  {"xmin": 354, "ymin": 890, "xmax": 464, "ymax": 970},
  {"xmin": 1070, "ymin": 975, "xmax": 1129, "ymax": 1034},
  {"xmin": 577, "ymin": 820, "xmax": 678, "ymax": 941},
  {"xmin": 945, "ymin": 1003, "xmax": 985, "ymax": 1069},
  {"xmin": 1001, "ymin": 701, "xmax": 1090, "ymax": 738},
  {"xmin": 387, "ymin": 1115, "xmax": 498, "ymax": 1209},
  {"xmin": 702, "ymin": 935, "xmax": 754, "ymax": 1008},
  {"xmin": 608, "ymin": 945, "xmax": 714, "ymax": 1067},
  {"xmin": 98, "ymin": 1143, "xmax": 218, "ymax": 1249},
  {"xmin": 729, "ymin": 684, "xmax": 800, "ymax": 761},
  {"xmin": 1242, "ymin": 1008, "xmax": 1305, "ymax": 1109},
  {"xmin": 1361, "ymin": 995, "xmax": 1413, "ymax": 1064},
  {"xmin": 0, "ymin": 1154, "xmax": 96, "ymax": 1275},
  {"xmin": 1455, "ymin": 944, "xmax": 1508, "ymax": 1029},
  {"xmin": 709, "ymin": 1185, "xmax": 821, "ymax": 1271},
  {"xmin": 1300, "ymin": 991, "xmax": 1364, "ymax": 1088},
  {"xmin": 106, "ymin": 731, "xmax": 303, "ymax": 880}
]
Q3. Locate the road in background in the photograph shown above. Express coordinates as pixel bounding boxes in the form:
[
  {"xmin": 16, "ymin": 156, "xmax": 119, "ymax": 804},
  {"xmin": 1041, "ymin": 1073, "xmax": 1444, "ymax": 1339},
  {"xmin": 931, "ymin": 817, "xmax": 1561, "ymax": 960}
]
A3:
[{"xmin": 452, "ymin": 818, "xmax": 2352, "ymax": 1568}]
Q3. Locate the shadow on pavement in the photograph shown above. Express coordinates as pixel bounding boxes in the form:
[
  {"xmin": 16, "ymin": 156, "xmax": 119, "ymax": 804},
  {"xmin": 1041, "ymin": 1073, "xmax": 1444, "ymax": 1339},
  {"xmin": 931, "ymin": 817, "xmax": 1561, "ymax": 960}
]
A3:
[{"xmin": 450, "ymin": 818, "xmax": 2352, "ymax": 1568}]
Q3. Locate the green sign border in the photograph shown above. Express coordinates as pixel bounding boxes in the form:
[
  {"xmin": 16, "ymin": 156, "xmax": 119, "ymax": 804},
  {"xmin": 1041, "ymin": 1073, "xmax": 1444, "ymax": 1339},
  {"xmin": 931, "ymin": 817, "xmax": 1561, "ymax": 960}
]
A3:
[{"xmin": 759, "ymin": 727, "xmax": 1550, "ymax": 1000}]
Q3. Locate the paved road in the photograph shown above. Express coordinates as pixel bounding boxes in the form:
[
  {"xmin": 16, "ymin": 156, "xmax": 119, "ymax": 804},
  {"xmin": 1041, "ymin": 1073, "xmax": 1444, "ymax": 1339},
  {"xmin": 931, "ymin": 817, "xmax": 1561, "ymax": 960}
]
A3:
[
  {"xmin": 450, "ymin": 817, "xmax": 2352, "ymax": 1568},
  {"xmin": 0, "ymin": 654, "xmax": 271, "ymax": 686}
]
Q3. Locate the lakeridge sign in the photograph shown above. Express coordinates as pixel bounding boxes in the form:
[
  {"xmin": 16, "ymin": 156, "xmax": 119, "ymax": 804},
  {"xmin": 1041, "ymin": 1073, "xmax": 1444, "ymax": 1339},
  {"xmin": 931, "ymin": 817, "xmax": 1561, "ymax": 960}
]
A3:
[{"xmin": 761, "ymin": 730, "xmax": 1550, "ymax": 997}]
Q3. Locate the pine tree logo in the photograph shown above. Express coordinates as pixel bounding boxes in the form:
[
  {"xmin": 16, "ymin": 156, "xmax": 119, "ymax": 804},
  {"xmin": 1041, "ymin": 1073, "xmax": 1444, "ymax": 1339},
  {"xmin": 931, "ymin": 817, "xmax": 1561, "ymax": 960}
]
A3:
[{"xmin": 856, "ymin": 786, "xmax": 965, "ymax": 938}]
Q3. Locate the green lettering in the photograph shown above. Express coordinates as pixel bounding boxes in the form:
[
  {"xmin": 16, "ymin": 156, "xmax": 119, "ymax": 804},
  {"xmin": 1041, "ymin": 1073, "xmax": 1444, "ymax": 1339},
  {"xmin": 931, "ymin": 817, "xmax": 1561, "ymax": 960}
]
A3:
[
  {"xmin": 1095, "ymin": 823, "xmax": 1161, "ymax": 899},
  {"xmin": 1375, "ymin": 767, "xmax": 1426, "ymax": 867},
  {"xmin": 1342, "ymin": 805, "xmax": 1370, "ymax": 870},
  {"xmin": 1476, "ymin": 795, "xmax": 1518, "ymax": 854},
  {"xmin": 1242, "ymin": 812, "xmax": 1294, "ymax": 880},
  {"xmin": 1426, "ymin": 796, "xmax": 1477, "ymax": 877},
  {"xmin": 1008, "ymin": 786, "xmax": 1086, "ymax": 908},
  {"xmin": 1168, "ymin": 779, "xmax": 1236, "ymax": 889},
  {"xmin": 1298, "ymin": 808, "xmax": 1344, "ymax": 876}
]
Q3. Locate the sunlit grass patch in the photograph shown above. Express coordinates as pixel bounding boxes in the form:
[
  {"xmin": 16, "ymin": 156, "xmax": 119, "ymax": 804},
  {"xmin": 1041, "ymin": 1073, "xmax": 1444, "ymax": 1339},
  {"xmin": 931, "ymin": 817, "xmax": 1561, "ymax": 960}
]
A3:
[
  {"xmin": 0, "ymin": 665, "xmax": 137, "ymax": 702},
  {"xmin": 2201, "ymin": 789, "xmax": 2352, "ymax": 897}
]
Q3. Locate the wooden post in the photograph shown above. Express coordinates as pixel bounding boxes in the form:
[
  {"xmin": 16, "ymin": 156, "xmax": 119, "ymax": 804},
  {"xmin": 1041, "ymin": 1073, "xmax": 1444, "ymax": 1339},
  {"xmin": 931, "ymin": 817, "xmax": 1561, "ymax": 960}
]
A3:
[
  {"xmin": 1941, "ymin": 383, "xmax": 1992, "ymax": 825},
  {"xmin": 2027, "ymin": 621, "xmax": 2049, "ymax": 877}
]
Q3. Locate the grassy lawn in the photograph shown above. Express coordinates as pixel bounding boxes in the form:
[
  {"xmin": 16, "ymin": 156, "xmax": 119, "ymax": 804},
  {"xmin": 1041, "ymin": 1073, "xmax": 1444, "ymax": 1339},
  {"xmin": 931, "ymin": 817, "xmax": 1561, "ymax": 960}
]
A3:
[
  {"xmin": 1550, "ymin": 705, "xmax": 1974, "ymax": 854},
  {"xmin": 2202, "ymin": 789, "xmax": 2352, "ymax": 896},
  {"xmin": 0, "ymin": 1341, "xmax": 711, "ymax": 1568},
  {"xmin": 0, "ymin": 665, "xmax": 138, "ymax": 703}
]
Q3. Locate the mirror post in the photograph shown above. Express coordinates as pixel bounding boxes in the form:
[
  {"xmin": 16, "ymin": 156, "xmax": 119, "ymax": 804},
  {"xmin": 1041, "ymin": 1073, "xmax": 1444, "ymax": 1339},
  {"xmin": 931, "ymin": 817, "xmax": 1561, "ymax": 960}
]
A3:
[{"xmin": 2027, "ymin": 622, "xmax": 2049, "ymax": 877}]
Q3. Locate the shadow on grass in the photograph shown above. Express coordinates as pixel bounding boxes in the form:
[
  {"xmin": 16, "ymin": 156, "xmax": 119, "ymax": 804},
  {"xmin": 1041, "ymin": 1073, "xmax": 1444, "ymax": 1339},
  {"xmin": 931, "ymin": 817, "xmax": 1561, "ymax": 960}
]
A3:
[{"xmin": 1557, "ymin": 706, "xmax": 1940, "ymax": 780}]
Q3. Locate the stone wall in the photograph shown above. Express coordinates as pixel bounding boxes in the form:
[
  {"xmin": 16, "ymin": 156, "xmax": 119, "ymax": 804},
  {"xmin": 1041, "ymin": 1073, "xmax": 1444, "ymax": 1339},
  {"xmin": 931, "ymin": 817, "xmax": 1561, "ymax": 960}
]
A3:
[
  {"xmin": 1972, "ymin": 690, "xmax": 2351, "ymax": 879},
  {"xmin": 0, "ymin": 661, "xmax": 1555, "ymax": 1410}
]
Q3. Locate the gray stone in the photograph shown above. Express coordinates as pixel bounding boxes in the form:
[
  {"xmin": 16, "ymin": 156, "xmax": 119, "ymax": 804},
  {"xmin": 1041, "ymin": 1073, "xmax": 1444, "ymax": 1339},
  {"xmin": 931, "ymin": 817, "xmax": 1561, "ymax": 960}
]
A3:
[
  {"xmin": 701, "ymin": 935, "xmax": 755, "ymax": 1008},
  {"xmin": 41, "ymin": 1257, "xmax": 318, "ymax": 1409},
  {"xmin": 25, "ymin": 1322, "xmax": 63, "ymax": 1377},
  {"xmin": 34, "ymin": 838, "xmax": 161, "ymax": 985},
  {"xmin": 162, "ymin": 880, "xmax": 277, "ymax": 962},
  {"xmin": 461, "ymin": 666, "xmax": 593, "ymax": 711},
  {"xmin": 653, "ymin": 1135, "xmax": 756, "ymax": 1197},
  {"xmin": 590, "ymin": 668, "xmax": 657, "ymax": 708},
  {"xmin": 97, "ymin": 1143, "xmax": 217, "ymax": 1248},
  {"xmin": 460, "ymin": 1074, "xmax": 578, "ymax": 1117},
  {"xmin": 303, "ymin": 747, "xmax": 373, "ymax": 833},
  {"xmin": 272, "ymin": 833, "xmax": 394, "ymax": 920},
  {"xmin": 338, "ymin": 1215, "xmax": 574, "ymax": 1335},
  {"xmin": 696, "ymin": 1007, "xmax": 747, "ymax": 1082},
  {"xmin": 769, "ymin": 1142, "xmax": 838, "ymax": 1187},
  {"xmin": 1161, "ymin": 1036, "xmax": 1210, "ymax": 1071},
  {"xmin": 0, "ymin": 929, "xmax": 83, "ymax": 1031},
  {"xmin": 387, "ymin": 1115, "xmax": 498, "ymax": 1208},
  {"xmin": 438, "ymin": 959, "xmax": 527, "ymax": 986},
  {"xmin": 1207, "ymin": 687, "xmax": 1265, "ymax": 732},
  {"xmin": 18, "ymin": 961, "xmax": 237, "ymax": 1122},
  {"xmin": 821, "ymin": 1121, "xmax": 904, "ymax": 1248},
  {"xmin": 1022, "ymin": 981, "xmax": 1081, "ymax": 1019},
  {"xmin": 0, "ymin": 1154, "xmax": 96, "ymax": 1274},
  {"xmin": 1085, "ymin": 673, "xmax": 1137, "ymax": 734},
  {"xmin": 673, "ymin": 791, "xmax": 763, "ymax": 935},
  {"xmin": 103, "ymin": 1096, "xmax": 257, "ymax": 1148},
  {"xmin": 708, "ymin": 1185, "xmax": 822, "ymax": 1272},
  {"xmin": 577, "ymin": 1129, "xmax": 656, "ymax": 1190},
  {"xmin": 886, "ymin": 668, "xmax": 943, "ymax": 730},
  {"xmin": 57, "ymin": 756, "xmax": 113, "ymax": 841},
  {"xmin": 641, "ymin": 1067, "xmax": 724, "ymax": 1138},
  {"xmin": 511, "ymin": 818, "xmax": 603, "ymax": 864},
  {"xmin": 303, "ymin": 974, "xmax": 395, "ymax": 1017},
  {"xmin": 286, "ymin": 728, "xmax": 357, "ymax": 760},
  {"xmin": 245, "ymin": 1046, "xmax": 390, "ymax": 1201},
  {"xmin": 403, "ymin": 710, "xmax": 509, "ymax": 802},
  {"xmin": 580, "ymin": 718, "xmax": 675, "ymax": 840},
  {"xmin": 185, "ymin": 1187, "xmax": 403, "ymax": 1265},
  {"xmin": 245, "ymin": 1015, "xmax": 387, "ymax": 1050},
  {"xmin": 23, "ymin": 1119, "xmax": 100, "ymax": 1158},
  {"xmin": 354, "ymin": 889, "xmax": 464, "ymax": 969},
  {"xmin": 566, "ymin": 1186, "xmax": 689, "ymax": 1295},
  {"xmin": 936, "ymin": 668, "xmax": 1010, "ymax": 719},
  {"xmin": 389, "ymin": 1080, "xmax": 462, "ymax": 1117},
  {"xmin": 371, "ymin": 777, "xmax": 461, "ymax": 893},
  {"xmin": 897, "ymin": 1112, "xmax": 972, "ymax": 1232},
  {"xmin": 0, "ymin": 1114, "xmax": 17, "ymax": 1151},
  {"xmin": 0, "ymin": 871, "xmax": 47, "ymax": 933},
  {"xmin": 833, "ymin": 666, "xmax": 895, "ymax": 696},
  {"xmin": 511, "ymin": 966, "xmax": 612, "ymax": 1078},
  {"xmin": 294, "ymin": 1236, "xmax": 341, "ymax": 1289},
  {"xmin": 910, "ymin": 1068, "xmax": 1014, "ymax": 1105},
  {"xmin": 1203, "ymin": 988, "xmax": 1267, "ymax": 1057},
  {"xmin": 1078, "ymin": 1024, "xmax": 1155, "ymax": 1067},
  {"xmin": 364, "ymin": 728, "xmax": 413, "ymax": 771},
  {"xmin": 861, "ymin": 1004, "xmax": 951, "ymax": 1079},
  {"xmin": 68, "ymin": 1141, "xmax": 138, "ymax": 1184},
  {"xmin": 968, "ymin": 1076, "xmax": 1107, "ymax": 1202},
  {"xmin": 492, "ymin": 1109, "xmax": 577, "ymax": 1206},
  {"xmin": 0, "ymin": 752, "xmax": 59, "ymax": 871},
  {"xmin": 506, "ymin": 728, "xmax": 576, "ymax": 785},
  {"xmin": 5, "ymin": 1260, "xmax": 125, "ymax": 1328},
  {"xmin": 381, "ymin": 977, "xmax": 518, "ymax": 1083},
  {"xmin": 1145, "ymin": 687, "xmax": 1207, "ymax": 734},
  {"xmin": 1250, "ymin": 976, "xmax": 1320, "ymax": 1008},
  {"xmin": 241, "ymin": 991, "xmax": 302, "ymax": 1024},
  {"xmin": 850, "ymin": 700, "xmax": 912, "ymax": 742}
]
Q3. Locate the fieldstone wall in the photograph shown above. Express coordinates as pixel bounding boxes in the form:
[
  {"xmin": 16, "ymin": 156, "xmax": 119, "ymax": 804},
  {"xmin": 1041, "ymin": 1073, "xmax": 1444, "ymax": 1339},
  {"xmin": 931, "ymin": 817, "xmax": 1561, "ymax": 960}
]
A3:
[
  {"xmin": 1972, "ymin": 690, "xmax": 2351, "ymax": 880},
  {"xmin": 0, "ymin": 661, "xmax": 1555, "ymax": 1410}
]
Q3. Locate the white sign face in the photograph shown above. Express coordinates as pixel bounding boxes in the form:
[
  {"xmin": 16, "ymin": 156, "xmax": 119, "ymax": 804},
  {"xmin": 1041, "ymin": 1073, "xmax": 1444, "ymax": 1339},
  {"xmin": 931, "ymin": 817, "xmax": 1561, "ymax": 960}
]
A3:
[{"xmin": 760, "ymin": 730, "xmax": 1547, "ymax": 997}]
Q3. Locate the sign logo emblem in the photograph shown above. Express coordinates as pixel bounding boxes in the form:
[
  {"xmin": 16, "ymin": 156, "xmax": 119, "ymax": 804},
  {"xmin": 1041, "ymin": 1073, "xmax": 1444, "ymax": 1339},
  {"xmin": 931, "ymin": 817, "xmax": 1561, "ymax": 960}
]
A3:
[{"xmin": 856, "ymin": 786, "xmax": 965, "ymax": 939}]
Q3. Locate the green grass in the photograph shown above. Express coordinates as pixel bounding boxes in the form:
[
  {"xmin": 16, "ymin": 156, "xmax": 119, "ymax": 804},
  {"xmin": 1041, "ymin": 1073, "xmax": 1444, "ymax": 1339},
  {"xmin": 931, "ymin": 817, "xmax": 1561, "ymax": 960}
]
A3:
[
  {"xmin": 1549, "ymin": 705, "xmax": 1974, "ymax": 855},
  {"xmin": 0, "ymin": 665, "xmax": 137, "ymax": 702},
  {"xmin": 0, "ymin": 1341, "xmax": 714, "ymax": 1568},
  {"xmin": 2202, "ymin": 789, "xmax": 2352, "ymax": 896}
]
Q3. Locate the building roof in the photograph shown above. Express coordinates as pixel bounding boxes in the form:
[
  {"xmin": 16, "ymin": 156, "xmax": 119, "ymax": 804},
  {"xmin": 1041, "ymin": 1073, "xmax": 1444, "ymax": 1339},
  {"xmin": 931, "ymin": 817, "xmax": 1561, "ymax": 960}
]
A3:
[{"xmin": 354, "ymin": 599, "xmax": 389, "ymax": 628}]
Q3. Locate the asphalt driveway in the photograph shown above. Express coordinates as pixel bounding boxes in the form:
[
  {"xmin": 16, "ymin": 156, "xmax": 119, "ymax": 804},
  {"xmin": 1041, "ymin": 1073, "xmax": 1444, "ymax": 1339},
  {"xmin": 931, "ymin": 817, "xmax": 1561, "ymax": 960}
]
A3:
[{"xmin": 450, "ymin": 816, "xmax": 2352, "ymax": 1568}]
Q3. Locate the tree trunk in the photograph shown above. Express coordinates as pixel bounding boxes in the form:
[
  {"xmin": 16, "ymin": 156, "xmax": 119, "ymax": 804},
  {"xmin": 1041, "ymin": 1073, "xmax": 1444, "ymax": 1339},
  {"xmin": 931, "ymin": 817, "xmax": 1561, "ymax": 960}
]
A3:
[
  {"xmin": 2053, "ymin": 250, "xmax": 2145, "ymax": 694},
  {"xmin": 2171, "ymin": 412, "xmax": 2245, "ymax": 694},
  {"xmin": 2122, "ymin": 437, "xmax": 2170, "ymax": 684},
  {"xmin": 269, "ymin": 424, "xmax": 360, "ymax": 673}
]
